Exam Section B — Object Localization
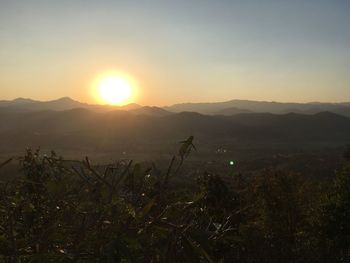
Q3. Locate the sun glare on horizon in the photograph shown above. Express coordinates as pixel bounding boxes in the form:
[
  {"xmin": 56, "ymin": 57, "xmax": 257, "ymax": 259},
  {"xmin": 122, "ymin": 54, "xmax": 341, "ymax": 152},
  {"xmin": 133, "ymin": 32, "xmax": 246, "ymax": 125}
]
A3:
[{"xmin": 96, "ymin": 75, "xmax": 134, "ymax": 105}]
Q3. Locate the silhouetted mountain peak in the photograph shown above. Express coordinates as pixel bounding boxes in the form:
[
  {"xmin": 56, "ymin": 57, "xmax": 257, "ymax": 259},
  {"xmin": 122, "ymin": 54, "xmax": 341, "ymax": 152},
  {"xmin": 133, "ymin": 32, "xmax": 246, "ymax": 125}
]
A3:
[
  {"xmin": 13, "ymin": 98, "xmax": 36, "ymax": 104},
  {"xmin": 54, "ymin": 97, "xmax": 77, "ymax": 103}
]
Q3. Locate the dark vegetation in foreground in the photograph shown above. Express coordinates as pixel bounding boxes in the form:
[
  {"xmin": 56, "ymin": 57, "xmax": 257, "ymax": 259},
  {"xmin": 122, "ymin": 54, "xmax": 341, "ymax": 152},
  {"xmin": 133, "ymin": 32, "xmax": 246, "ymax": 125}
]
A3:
[{"xmin": 1, "ymin": 141, "xmax": 350, "ymax": 262}]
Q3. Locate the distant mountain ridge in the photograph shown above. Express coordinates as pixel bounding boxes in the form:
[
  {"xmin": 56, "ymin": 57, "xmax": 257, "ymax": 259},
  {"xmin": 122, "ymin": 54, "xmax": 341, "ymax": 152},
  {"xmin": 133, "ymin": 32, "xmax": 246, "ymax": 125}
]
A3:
[
  {"xmin": 0, "ymin": 97, "xmax": 84, "ymax": 111},
  {"xmin": 0, "ymin": 97, "xmax": 142, "ymax": 113},
  {"xmin": 129, "ymin": 106, "xmax": 172, "ymax": 116},
  {"xmin": 164, "ymin": 99, "xmax": 350, "ymax": 117},
  {"xmin": 2, "ymin": 97, "xmax": 350, "ymax": 117}
]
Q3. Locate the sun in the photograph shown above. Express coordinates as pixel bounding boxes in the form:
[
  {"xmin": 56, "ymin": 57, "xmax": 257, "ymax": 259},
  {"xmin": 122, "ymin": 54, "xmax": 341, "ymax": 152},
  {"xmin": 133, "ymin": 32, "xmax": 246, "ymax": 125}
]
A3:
[{"xmin": 98, "ymin": 76, "xmax": 133, "ymax": 105}]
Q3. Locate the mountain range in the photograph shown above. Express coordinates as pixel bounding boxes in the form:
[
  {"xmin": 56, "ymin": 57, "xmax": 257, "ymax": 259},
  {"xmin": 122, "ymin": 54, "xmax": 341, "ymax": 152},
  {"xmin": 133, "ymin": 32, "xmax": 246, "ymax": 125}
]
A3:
[
  {"xmin": 165, "ymin": 100, "xmax": 350, "ymax": 117},
  {"xmin": 0, "ymin": 98, "xmax": 350, "ymax": 157},
  {"xmin": 0, "ymin": 97, "xmax": 140, "ymax": 112},
  {"xmin": 1, "ymin": 97, "xmax": 350, "ymax": 117},
  {"xmin": 1, "ymin": 97, "xmax": 350, "ymax": 159}
]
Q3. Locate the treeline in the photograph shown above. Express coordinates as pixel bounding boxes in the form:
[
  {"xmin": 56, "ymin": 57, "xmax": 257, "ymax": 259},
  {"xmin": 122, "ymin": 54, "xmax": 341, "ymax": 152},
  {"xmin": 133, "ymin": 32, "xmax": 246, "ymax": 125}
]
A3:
[{"xmin": 0, "ymin": 144, "xmax": 350, "ymax": 262}]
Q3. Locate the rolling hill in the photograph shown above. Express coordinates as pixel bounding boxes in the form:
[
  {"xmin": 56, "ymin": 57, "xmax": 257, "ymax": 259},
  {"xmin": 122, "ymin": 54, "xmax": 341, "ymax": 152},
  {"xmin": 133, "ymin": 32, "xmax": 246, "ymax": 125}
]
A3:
[
  {"xmin": 2, "ymin": 97, "xmax": 350, "ymax": 117},
  {"xmin": 0, "ymin": 97, "xmax": 141, "ymax": 112},
  {"xmin": 1, "ymin": 107, "xmax": 349, "ymax": 157},
  {"xmin": 165, "ymin": 99, "xmax": 350, "ymax": 117}
]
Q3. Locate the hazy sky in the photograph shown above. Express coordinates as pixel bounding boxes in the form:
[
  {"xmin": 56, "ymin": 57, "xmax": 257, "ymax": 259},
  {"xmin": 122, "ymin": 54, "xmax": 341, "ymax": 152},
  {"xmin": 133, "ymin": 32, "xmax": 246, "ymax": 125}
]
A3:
[{"xmin": 0, "ymin": 0, "xmax": 349, "ymax": 105}]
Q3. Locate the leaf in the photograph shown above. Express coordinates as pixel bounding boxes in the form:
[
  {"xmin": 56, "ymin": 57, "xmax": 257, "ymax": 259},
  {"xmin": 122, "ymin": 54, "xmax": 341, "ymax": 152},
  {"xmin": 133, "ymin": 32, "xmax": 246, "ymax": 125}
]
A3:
[
  {"xmin": 178, "ymin": 136, "xmax": 195, "ymax": 160},
  {"xmin": 0, "ymin": 158, "xmax": 13, "ymax": 169},
  {"xmin": 104, "ymin": 237, "xmax": 135, "ymax": 263},
  {"xmin": 114, "ymin": 160, "xmax": 133, "ymax": 191},
  {"xmin": 138, "ymin": 198, "xmax": 156, "ymax": 221},
  {"xmin": 213, "ymin": 223, "xmax": 222, "ymax": 231},
  {"xmin": 184, "ymin": 236, "xmax": 214, "ymax": 263}
]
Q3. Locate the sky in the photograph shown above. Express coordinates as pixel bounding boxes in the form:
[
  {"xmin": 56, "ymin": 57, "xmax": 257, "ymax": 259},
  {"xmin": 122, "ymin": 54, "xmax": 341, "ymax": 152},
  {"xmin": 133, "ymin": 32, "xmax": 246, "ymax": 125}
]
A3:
[{"xmin": 0, "ymin": 0, "xmax": 350, "ymax": 106}]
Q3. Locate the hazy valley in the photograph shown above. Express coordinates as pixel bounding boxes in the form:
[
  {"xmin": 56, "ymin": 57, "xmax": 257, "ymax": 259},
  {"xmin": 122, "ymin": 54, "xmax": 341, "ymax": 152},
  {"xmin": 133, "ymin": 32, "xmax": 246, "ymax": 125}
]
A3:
[{"xmin": 1, "ymin": 97, "xmax": 349, "ymax": 179}]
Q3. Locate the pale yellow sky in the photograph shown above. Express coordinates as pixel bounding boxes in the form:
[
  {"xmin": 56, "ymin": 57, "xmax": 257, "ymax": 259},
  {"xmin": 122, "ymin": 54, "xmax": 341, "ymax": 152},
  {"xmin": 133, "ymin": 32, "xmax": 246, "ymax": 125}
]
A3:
[{"xmin": 1, "ymin": 1, "xmax": 350, "ymax": 106}]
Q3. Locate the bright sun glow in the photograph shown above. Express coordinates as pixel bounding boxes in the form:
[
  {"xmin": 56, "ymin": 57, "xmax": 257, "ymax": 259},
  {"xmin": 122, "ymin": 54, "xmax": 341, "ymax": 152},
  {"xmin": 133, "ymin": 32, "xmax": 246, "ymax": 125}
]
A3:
[{"xmin": 98, "ymin": 76, "xmax": 133, "ymax": 105}]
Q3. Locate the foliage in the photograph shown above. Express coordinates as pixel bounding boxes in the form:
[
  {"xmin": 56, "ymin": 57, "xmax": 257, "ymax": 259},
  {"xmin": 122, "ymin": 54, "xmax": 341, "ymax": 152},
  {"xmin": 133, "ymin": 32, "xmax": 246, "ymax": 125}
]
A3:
[
  {"xmin": 320, "ymin": 160, "xmax": 350, "ymax": 261},
  {"xmin": 0, "ymin": 140, "xmax": 350, "ymax": 262}
]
